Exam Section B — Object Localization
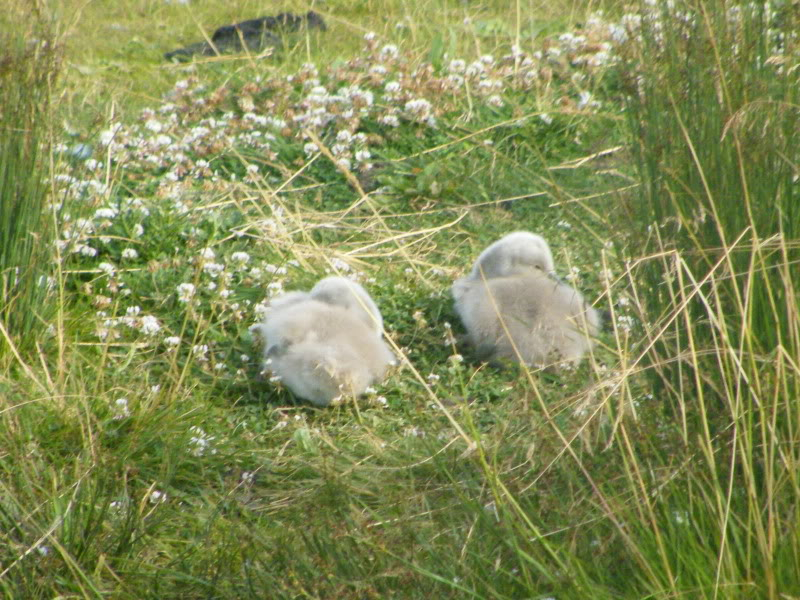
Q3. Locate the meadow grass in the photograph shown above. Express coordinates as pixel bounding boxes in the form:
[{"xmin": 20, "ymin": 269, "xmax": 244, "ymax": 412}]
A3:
[
  {"xmin": 0, "ymin": 25, "xmax": 60, "ymax": 353},
  {"xmin": 0, "ymin": 0, "xmax": 798, "ymax": 598},
  {"xmin": 615, "ymin": 2, "xmax": 800, "ymax": 597}
]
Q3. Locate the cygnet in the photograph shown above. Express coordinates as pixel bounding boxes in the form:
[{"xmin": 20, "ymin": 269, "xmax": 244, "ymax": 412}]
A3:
[
  {"xmin": 452, "ymin": 231, "xmax": 599, "ymax": 367},
  {"xmin": 252, "ymin": 277, "xmax": 394, "ymax": 406},
  {"xmin": 310, "ymin": 276, "xmax": 384, "ymax": 333}
]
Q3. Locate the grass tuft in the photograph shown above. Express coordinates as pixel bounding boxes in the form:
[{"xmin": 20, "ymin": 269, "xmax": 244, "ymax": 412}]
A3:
[{"xmin": 0, "ymin": 22, "xmax": 61, "ymax": 354}]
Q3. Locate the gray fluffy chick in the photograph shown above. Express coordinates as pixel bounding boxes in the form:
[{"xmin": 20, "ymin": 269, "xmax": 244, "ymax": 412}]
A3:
[
  {"xmin": 309, "ymin": 276, "xmax": 384, "ymax": 334},
  {"xmin": 252, "ymin": 277, "xmax": 394, "ymax": 406},
  {"xmin": 452, "ymin": 232, "xmax": 599, "ymax": 367}
]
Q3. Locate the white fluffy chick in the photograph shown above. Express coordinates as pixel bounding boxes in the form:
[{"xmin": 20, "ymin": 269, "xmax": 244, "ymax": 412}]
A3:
[
  {"xmin": 252, "ymin": 277, "xmax": 393, "ymax": 406},
  {"xmin": 452, "ymin": 232, "xmax": 599, "ymax": 367}
]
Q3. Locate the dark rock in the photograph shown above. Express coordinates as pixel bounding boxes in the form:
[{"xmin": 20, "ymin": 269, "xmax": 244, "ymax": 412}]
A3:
[{"xmin": 165, "ymin": 11, "xmax": 327, "ymax": 62}]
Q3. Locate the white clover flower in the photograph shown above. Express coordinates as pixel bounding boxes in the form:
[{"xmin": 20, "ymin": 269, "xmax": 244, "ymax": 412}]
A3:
[
  {"xmin": 268, "ymin": 117, "xmax": 287, "ymax": 129},
  {"xmin": 165, "ymin": 336, "xmax": 181, "ymax": 346},
  {"xmin": 133, "ymin": 224, "xmax": 145, "ymax": 237},
  {"xmin": 94, "ymin": 207, "xmax": 117, "ymax": 220},
  {"xmin": 370, "ymin": 64, "xmax": 388, "ymax": 76},
  {"xmin": 230, "ymin": 251, "xmax": 250, "ymax": 264},
  {"xmin": 336, "ymin": 130, "xmax": 353, "ymax": 144},
  {"xmin": 673, "ymin": 510, "xmax": 688, "ymax": 525},
  {"xmin": 140, "ymin": 315, "xmax": 161, "ymax": 336},
  {"xmin": 113, "ymin": 398, "xmax": 131, "ymax": 419},
  {"xmin": 188, "ymin": 426, "xmax": 217, "ymax": 456},
  {"xmin": 447, "ymin": 74, "xmax": 465, "ymax": 87},
  {"xmin": 172, "ymin": 199, "xmax": 189, "ymax": 214},
  {"xmin": 307, "ymin": 85, "xmax": 329, "ymax": 101},
  {"xmin": 347, "ymin": 87, "xmax": 374, "ymax": 107},
  {"xmin": 177, "ymin": 283, "xmax": 196, "ymax": 302},
  {"xmin": 588, "ymin": 51, "xmax": 612, "ymax": 68},
  {"xmin": 99, "ymin": 123, "xmax": 122, "ymax": 146},
  {"xmin": 267, "ymin": 281, "xmax": 283, "ymax": 295},
  {"xmin": 448, "ymin": 59, "xmax": 466, "ymax": 73},
  {"xmin": 243, "ymin": 113, "xmax": 268, "ymax": 126},
  {"xmin": 98, "ymin": 262, "xmax": 116, "ymax": 277},
  {"xmin": 465, "ymin": 61, "xmax": 485, "ymax": 77},
  {"xmin": 379, "ymin": 44, "xmax": 399, "ymax": 59},
  {"xmin": 540, "ymin": 113, "xmax": 554, "ymax": 125},
  {"xmin": 331, "ymin": 143, "xmax": 349, "ymax": 156},
  {"xmin": 79, "ymin": 245, "xmax": 98, "ymax": 257},
  {"xmin": 192, "ymin": 344, "xmax": 209, "ymax": 361},
  {"xmin": 149, "ymin": 490, "xmax": 167, "ymax": 504},
  {"xmin": 427, "ymin": 373, "xmax": 440, "ymax": 383},
  {"xmin": 385, "ymin": 80, "xmax": 402, "ymax": 93},
  {"xmin": 121, "ymin": 248, "xmax": 139, "ymax": 260},
  {"xmin": 487, "ymin": 94, "xmax": 504, "ymax": 107},
  {"xmin": 145, "ymin": 118, "xmax": 163, "ymax": 133},
  {"xmin": 153, "ymin": 134, "xmax": 172, "ymax": 146},
  {"xmin": 264, "ymin": 264, "xmax": 288, "ymax": 275},
  {"xmin": 617, "ymin": 315, "xmax": 636, "ymax": 333},
  {"xmin": 304, "ymin": 142, "xmax": 319, "ymax": 156},
  {"xmin": 405, "ymin": 98, "xmax": 432, "ymax": 119},
  {"xmin": 379, "ymin": 114, "xmax": 400, "ymax": 127},
  {"xmin": 330, "ymin": 257, "xmax": 351, "ymax": 272},
  {"xmin": 565, "ymin": 266, "xmax": 581, "ymax": 283},
  {"xmin": 199, "ymin": 248, "xmax": 215, "ymax": 260},
  {"xmin": 336, "ymin": 158, "xmax": 352, "ymax": 170},
  {"xmin": 375, "ymin": 396, "xmax": 388, "ymax": 407},
  {"xmin": 203, "ymin": 262, "xmax": 224, "ymax": 278},
  {"xmin": 126, "ymin": 306, "xmax": 141, "ymax": 317},
  {"xmin": 364, "ymin": 31, "xmax": 377, "ymax": 42},
  {"xmin": 577, "ymin": 90, "xmax": 600, "ymax": 109},
  {"xmin": 355, "ymin": 149, "xmax": 371, "ymax": 162},
  {"xmin": 246, "ymin": 164, "xmax": 259, "ymax": 174},
  {"xmin": 557, "ymin": 220, "xmax": 572, "ymax": 230}
]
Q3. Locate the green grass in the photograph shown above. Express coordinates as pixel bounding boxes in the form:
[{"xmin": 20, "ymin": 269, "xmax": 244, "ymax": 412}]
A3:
[
  {"xmin": 615, "ymin": 2, "xmax": 800, "ymax": 597},
  {"xmin": 0, "ymin": 0, "xmax": 798, "ymax": 598},
  {"xmin": 0, "ymin": 26, "xmax": 60, "ymax": 353}
]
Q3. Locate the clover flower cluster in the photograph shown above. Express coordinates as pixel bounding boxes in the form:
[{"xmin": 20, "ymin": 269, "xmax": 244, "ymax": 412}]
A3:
[
  {"xmin": 95, "ymin": 305, "xmax": 162, "ymax": 341},
  {"xmin": 51, "ymin": 24, "xmax": 629, "ymax": 272}
]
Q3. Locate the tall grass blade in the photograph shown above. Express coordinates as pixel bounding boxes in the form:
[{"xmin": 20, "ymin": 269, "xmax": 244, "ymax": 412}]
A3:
[{"xmin": 0, "ymin": 26, "xmax": 60, "ymax": 354}]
